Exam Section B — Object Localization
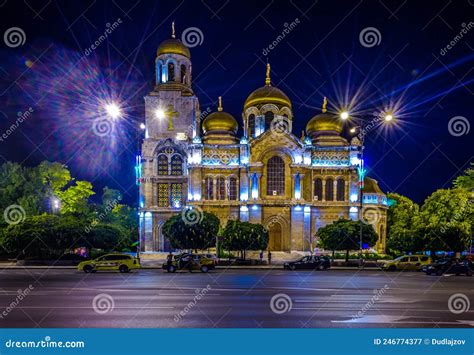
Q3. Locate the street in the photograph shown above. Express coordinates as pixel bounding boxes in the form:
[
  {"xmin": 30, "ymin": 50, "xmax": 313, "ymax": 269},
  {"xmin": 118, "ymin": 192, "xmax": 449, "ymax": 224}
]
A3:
[{"xmin": 0, "ymin": 268, "xmax": 472, "ymax": 328}]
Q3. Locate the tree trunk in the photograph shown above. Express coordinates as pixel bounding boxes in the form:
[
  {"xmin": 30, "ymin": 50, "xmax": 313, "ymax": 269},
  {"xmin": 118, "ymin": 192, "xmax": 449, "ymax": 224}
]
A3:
[
  {"xmin": 331, "ymin": 250, "xmax": 335, "ymax": 261},
  {"xmin": 345, "ymin": 250, "xmax": 349, "ymax": 262}
]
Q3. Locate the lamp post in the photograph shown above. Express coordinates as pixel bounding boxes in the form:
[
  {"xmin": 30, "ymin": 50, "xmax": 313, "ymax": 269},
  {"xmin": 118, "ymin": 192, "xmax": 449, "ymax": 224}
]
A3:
[{"xmin": 340, "ymin": 110, "xmax": 395, "ymax": 267}]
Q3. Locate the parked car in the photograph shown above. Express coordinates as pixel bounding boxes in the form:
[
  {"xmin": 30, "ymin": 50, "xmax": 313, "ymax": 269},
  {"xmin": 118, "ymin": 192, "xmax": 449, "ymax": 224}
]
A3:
[
  {"xmin": 283, "ymin": 255, "xmax": 331, "ymax": 270},
  {"xmin": 162, "ymin": 254, "xmax": 215, "ymax": 273},
  {"xmin": 199, "ymin": 253, "xmax": 219, "ymax": 266},
  {"xmin": 423, "ymin": 258, "xmax": 472, "ymax": 276},
  {"xmin": 382, "ymin": 255, "xmax": 431, "ymax": 271},
  {"xmin": 77, "ymin": 253, "xmax": 140, "ymax": 273}
]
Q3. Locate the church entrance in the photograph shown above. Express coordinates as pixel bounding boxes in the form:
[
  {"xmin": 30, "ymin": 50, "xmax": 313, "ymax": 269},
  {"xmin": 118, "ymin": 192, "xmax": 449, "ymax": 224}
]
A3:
[{"xmin": 268, "ymin": 223, "xmax": 282, "ymax": 251}]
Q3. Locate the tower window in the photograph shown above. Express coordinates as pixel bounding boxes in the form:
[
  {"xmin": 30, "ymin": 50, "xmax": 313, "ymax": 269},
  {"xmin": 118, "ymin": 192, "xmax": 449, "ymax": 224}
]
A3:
[
  {"xmin": 168, "ymin": 62, "xmax": 175, "ymax": 81},
  {"xmin": 180, "ymin": 64, "xmax": 187, "ymax": 84},
  {"xmin": 157, "ymin": 155, "xmax": 169, "ymax": 175},
  {"xmin": 204, "ymin": 177, "xmax": 214, "ymax": 200},
  {"xmin": 325, "ymin": 178, "xmax": 334, "ymax": 201},
  {"xmin": 314, "ymin": 178, "xmax": 323, "ymax": 200},
  {"xmin": 170, "ymin": 155, "xmax": 183, "ymax": 175},
  {"xmin": 248, "ymin": 114, "xmax": 255, "ymax": 138},
  {"xmin": 336, "ymin": 178, "xmax": 345, "ymax": 201},
  {"xmin": 170, "ymin": 183, "xmax": 183, "ymax": 207},
  {"xmin": 158, "ymin": 183, "xmax": 169, "ymax": 207},
  {"xmin": 157, "ymin": 63, "xmax": 163, "ymax": 84},
  {"xmin": 216, "ymin": 176, "xmax": 226, "ymax": 200},
  {"xmin": 264, "ymin": 111, "xmax": 274, "ymax": 131},
  {"xmin": 267, "ymin": 156, "xmax": 285, "ymax": 196},
  {"xmin": 228, "ymin": 176, "xmax": 238, "ymax": 200}
]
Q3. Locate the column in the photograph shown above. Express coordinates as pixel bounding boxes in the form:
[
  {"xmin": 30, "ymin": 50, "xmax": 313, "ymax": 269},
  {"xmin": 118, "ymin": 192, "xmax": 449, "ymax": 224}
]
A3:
[
  {"xmin": 212, "ymin": 177, "xmax": 217, "ymax": 200},
  {"xmin": 321, "ymin": 178, "xmax": 326, "ymax": 202}
]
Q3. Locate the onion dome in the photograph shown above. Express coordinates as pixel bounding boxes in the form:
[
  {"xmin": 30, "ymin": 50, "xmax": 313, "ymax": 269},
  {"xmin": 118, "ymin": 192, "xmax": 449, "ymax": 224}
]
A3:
[
  {"xmin": 156, "ymin": 22, "xmax": 191, "ymax": 58},
  {"xmin": 362, "ymin": 177, "xmax": 384, "ymax": 194},
  {"xmin": 202, "ymin": 97, "xmax": 238, "ymax": 135},
  {"xmin": 244, "ymin": 64, "xmax": 291, "ymax": 111},
  {"xmin": 306, "ymin": 97, "xmax": 344, "ymax": 136}
]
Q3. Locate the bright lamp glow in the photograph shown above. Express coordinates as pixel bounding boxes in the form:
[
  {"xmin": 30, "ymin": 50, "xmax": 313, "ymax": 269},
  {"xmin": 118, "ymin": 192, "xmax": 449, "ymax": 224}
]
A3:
[
  {"xmin": 384, "ymin": 114, "xmax": 393, "ymax": 122},
  {"xmin": 349, "ymin": 206, "xmax": 358, "ymax": 213},
  {"xmin": 340, "ymin": 111, "xmax": 349, "ymax": 120},
  {"xmin": 105, "ymin": 103, "xmax": 121, "ymax": 119},
  {"xmin": 350, "ymin": 193, "xmax": 358, "ymax": 202},
  {"xmin": 139, "ymin": 123, "xmax": 146, "ymax": 130},
  {"xmin": 155, "ymin": 108, "xmax": 165, "ymax": 119},
  {"xmin": 350, "ymin": 127, "xmax": 356, "ymax": 133}
]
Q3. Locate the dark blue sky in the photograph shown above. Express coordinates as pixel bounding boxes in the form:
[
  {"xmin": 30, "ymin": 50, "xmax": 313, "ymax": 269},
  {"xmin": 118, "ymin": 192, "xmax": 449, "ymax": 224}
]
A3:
[{"xmin": 0, "ymin": 0, "xmax": 472, "ymax": 205}]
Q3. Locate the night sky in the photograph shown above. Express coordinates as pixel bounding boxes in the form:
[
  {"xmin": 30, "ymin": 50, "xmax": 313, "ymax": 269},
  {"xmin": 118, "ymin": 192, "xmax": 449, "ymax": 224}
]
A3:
[{"xmin": 0, "ymin": 0, "xmax": 472, "ymax": 205}]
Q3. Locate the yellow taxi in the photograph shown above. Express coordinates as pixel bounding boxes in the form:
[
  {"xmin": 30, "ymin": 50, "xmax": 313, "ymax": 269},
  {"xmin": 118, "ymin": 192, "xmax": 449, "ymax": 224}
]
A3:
[
  {"xmin": 77, "ymin": 253, "xmax": 140, "ymax": 273},
  {"xmin": 382, "ymin": 254, "xmax": 431, "ymax": 271}
]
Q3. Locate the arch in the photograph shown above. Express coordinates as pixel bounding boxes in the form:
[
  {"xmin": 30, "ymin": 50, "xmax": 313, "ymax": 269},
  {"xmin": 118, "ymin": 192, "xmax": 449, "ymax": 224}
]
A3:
[
  {"xmin": 228, "ymin": 176, "xmax": 238, "ymax": 200},
  {"xmin": 325, "ymin": 178, "xmax": 334, "ymax": 201},
  {"xmin": 248, "ymin": 114, "xmax": 256, "ymax": 138},
  {"xmin": 180, "ymin": 64, "xmax": 187, "ymax": 84},
  {"xmin": 216, "ymin": 176, "xmax": 226, "ymax": 200},
  {"xmin": 170, "ymin": 154, "xmax": 183, "ymax": 175},
  {"xmin": 264, "ymin": 111, "xmax": 274, "ymax": 131},
  {"xmin": 157, "ymin": 154, "xmax": 169, "ymax": 175},
  {"xmin": 279, "ymin": 106, "xmax": 292, "ymax": 119},
  {"xmin": 336, "ymin": 178, "xmax": 345, "ymax": 201},
  {"xmin": 156, "ymin": 61, "xmax": 163, "ymax": 84},
  {"xmin": 266, "ymin": 156, "xmax": 285, "ymax": 196},
  {"xmin": 314, "ymin": 178, "xmax": 323, "ymax": 200},
  {"xmin": 204, "ymin": 176, "xmax": 214, "ymax": 200},
  {"xmin": 167, "ymin": 61, "xmax": 175, "ymax": 81},
  {"xmin": 268, "ymin": 222, "xmax": 282, "ymax": 251}
]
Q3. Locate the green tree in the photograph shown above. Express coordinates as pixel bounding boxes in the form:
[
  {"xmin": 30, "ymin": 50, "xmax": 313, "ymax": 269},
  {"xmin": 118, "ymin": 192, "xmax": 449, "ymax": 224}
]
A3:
[
  {"xmin": 386, "ymin": 193, "xmax": 422, "ymax": 255},
  {"xmin": 418, "ymin": 188, "xmax": 472, "ymax": 254},
  {"xmin": 317, "ymin": 218, "xmax": 378, "ymax": 261},
  {"xmin": 162, "ymin": 210, "xmax": 219, "ymax": 251},
  {"xmin": 101, "ymin": 186, "xmax": 122, "ymax": 206},
  {"xmin": 221, "ymin": 220, "xmax": 269, "ymax": 259},
  {"xmin": 454, "ymin": 162, "xmax": 474, "ymax": 191}
]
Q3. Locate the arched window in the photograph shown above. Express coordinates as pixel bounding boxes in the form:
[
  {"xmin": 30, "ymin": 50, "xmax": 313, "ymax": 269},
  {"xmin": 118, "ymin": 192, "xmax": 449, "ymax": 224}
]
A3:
[
  {"xmin": 157, "ymin": 155, "xmax": 168, "ymax": 175},
  {"xmin": 228, "ymin": 176, "xmax": 237, "ymax": 200},
  {"xmin": 248, "ymin": 114, "xmax": 255, "ymax": 138},
  {"xmin": 180, "ymin": 64, "xmax": 187, "ymax": 84},
  {"xmin": 314, "ymin": 178, "xmax": 322, "ymax": 200},
  {"xmin": 204, "ymin": 177, "xmax": 214, "ymax": 200},
  {"xmin": 170, "ymin": 155, "xmax": 183, "ymax": 175},
  {"xmin": 216, "ymin": 176, "xmax": 226, "ymax": 200},
  {"xmin": 336, "ymin": 178, "xmax": 345, "ymax": 201},
  {"xmin": 325, "ymin": 178, "xmax": 334, "ymax": 201},
  {"xmin": 264, "ymin": 111, "xmax": 274, "ymax": 131},
  {"xmin": 157, "ymin": 63, "xmax": 162, "ymax": 84},
  {"xmin": 168, "ymin": 62, "xmax": 175, "ymax": 81},
  {"xmin": 267, "ymin": 156, "xmax": 285, "ymax": 196}
]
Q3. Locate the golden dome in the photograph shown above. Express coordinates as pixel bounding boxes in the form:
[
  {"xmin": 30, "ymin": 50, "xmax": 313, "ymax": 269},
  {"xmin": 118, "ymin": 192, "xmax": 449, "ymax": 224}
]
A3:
[
  {"xmin": 306, "ymin": 97, "xmax": 343, "ymax": 136},
  {"xmin": 244, "ymin": 64, "xmax": 292, "ymax": 111},
  {"xmin": 362, "ymin": 177, "xmax": 384, "ymax": 194},
  {"xmin": 202, "ymin": 97, "xmax": 238, "ymax": 135},
  {"xmin": 157, "ymin": 38, "xmax": 191, "ymax": 58}
]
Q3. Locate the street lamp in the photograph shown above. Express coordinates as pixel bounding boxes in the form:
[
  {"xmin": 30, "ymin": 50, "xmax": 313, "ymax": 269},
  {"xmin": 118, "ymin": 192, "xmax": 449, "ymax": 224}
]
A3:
[
  {"xmin": 139, "ymin": 123, "xmax": 146, "ymax": 130},
  {"xmin": 104, "ymin": 102, "xmax": 121, "ymax": 119},
  {"xmin": 340, "ymin": 111, "xmax": 350, "ymax": 120},
  {"xmin": 51, "ymin": 197, "xmax": 60, "ymax": 214}
]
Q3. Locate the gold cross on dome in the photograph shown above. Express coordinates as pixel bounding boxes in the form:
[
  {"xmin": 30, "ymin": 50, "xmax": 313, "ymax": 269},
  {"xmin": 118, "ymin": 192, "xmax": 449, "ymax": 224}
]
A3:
[{"xmin": 166, "ymin": 104, "xmax": 179, "ymax": 131}]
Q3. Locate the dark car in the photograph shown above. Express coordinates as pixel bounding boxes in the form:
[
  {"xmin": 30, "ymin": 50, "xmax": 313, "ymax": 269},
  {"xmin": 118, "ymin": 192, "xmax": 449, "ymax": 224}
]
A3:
[
  {"xmin": 283, "ymin": 255, "xmax": 331, "ymax": 270},
  {"xmin": 423, "ymin": 258, "xmax": 472, "ymax": 276},
  {"xmin": 162, "ymin": 253, "xmax": 215, "ymax": 273}
]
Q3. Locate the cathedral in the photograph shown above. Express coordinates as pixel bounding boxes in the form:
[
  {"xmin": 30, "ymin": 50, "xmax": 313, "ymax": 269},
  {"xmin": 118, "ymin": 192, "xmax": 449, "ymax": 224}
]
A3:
[{"xmin": 138, "ymin": 27, "xmax": 388, "ymax": 254}]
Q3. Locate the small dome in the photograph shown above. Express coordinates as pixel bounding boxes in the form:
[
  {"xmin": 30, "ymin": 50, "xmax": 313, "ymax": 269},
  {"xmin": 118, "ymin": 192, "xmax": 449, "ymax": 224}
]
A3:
[
  {"xmin": 306, "ymin": 113, "xmax": 343, "ymax": 135},
  {"xmin": 244, "ymin": 64, "xmax": 291, "ymax": 111},
  {"xmin": 202, "ymin": 97, "xmax": 238, "ymax": 135},
  {"xmin": 362, "ymin": 177, "xmax": 384, "ymax": 194},
  {"xmin": 156, "ymin": 38, "xmax": 191, "ymax": 58}
]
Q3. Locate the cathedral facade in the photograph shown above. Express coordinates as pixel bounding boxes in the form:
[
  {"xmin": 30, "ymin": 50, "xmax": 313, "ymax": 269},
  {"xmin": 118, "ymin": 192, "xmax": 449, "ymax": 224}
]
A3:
[{"xmin": 138, "ymin": 30, "xmax": 388, "ymax": 254}]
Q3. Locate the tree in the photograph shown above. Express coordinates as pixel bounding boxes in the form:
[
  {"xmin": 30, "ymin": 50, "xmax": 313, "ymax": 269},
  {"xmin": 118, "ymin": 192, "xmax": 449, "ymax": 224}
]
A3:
[
  {"xmin": 385, "ymin": 193, "xmax": 422, "ymax": 255},
  {"xmin": 101, "ymin": 186, "xmax": 122, "ymax": 206},
  {"xmin": 221, "ymin": 220, "xmax": 269, "ymax": 259},
  {"xmin": 418, "ymin": 188, "xmax": 472, "ymax": 254},
  {"xmin": 317, "ymin": 218, "xmax": 378, "ymax": 261},
  {"xmin": 162, "ymin": 211, "xmax": 219, "ymax": 251},
  {"xmin": 454, "ymin": 162, "xmax": 474, "ymax": 191}
]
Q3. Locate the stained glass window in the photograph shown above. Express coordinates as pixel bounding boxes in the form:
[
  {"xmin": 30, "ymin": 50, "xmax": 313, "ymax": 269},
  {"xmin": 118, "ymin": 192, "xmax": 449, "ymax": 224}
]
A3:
[
  {"xmin": 157, "ymin": 155, "xmax": 168, "ymax": 175},
  {"xmin": 314, "ymin": 178, "xmax": 323, "ymax": 200},
  {"xmin": 216, "ymin": 176, "xmax": 226, "ymax": 200},
  {"xmin": 158, "ymin": 183, "xmax": 169, "ymax": 207},
  {"xmin": 267, "ymin": 156, "xmax": 285, "ymax": 196},
  {"xmin": 325, "ymin": 178, "xmax": 334, "ymax": 201},
  {"xmin": 248, "ymin": 114, "xmax": 255, "ymax": 138},
  {"xmin": 171, "ymin": 183, "xmax": 182, "ymax": 207},
  {"xmin": 204, "ymin": 177, "xmax": 213, "ymax": 200},
  {"xmin": 336, "ymin": 178, "xmax": 345, "ymax": 201},
  {"xmin": 170, "ymin": 155, "xmax": 183, "ymax": 175},
  {"xmin": 228, "ymin": 176, "xmax": 238, "ymax": 200}
]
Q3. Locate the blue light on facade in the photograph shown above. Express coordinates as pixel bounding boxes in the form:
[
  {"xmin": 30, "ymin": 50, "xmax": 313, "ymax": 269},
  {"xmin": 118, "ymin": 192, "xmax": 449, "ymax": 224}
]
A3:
[
  {"xmin": 294, "ymin": 173, "xmax": 301, "ymax": 199},
  {"xmin": 240, "ymin": 205, "xmax": 249, "ymax": 212},
  {"xmin": 304, "ymin": 206, "xmax": 311, "ymax": 213}
]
